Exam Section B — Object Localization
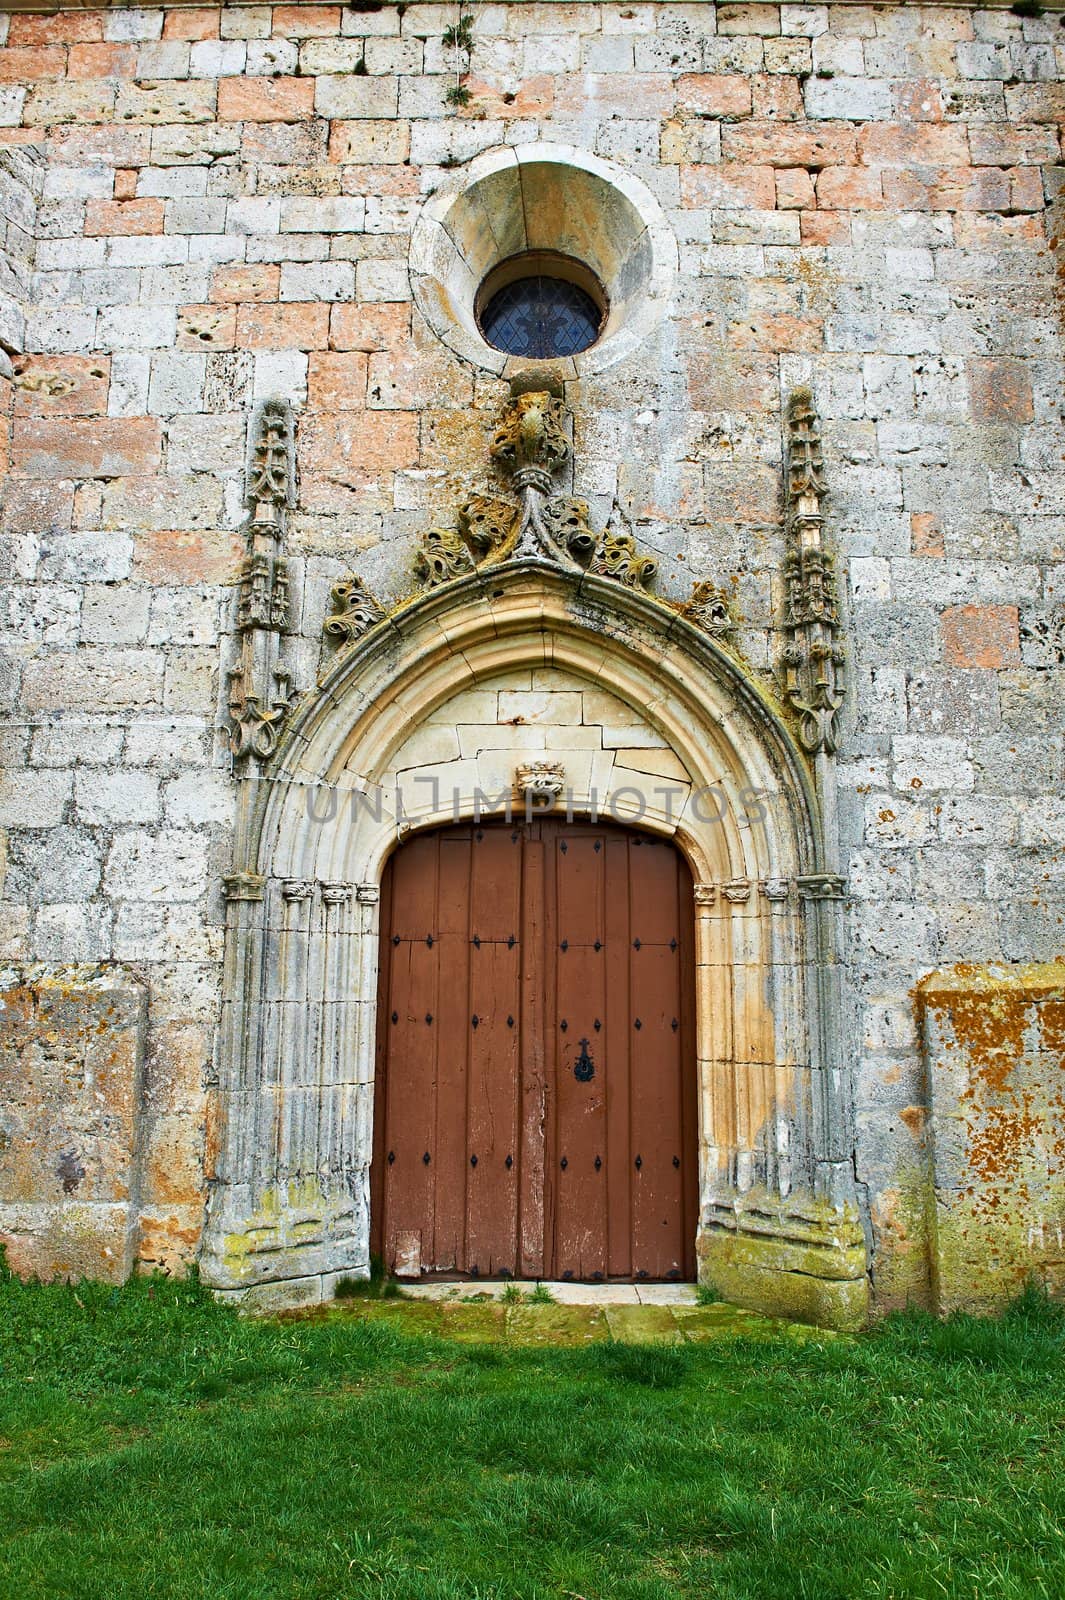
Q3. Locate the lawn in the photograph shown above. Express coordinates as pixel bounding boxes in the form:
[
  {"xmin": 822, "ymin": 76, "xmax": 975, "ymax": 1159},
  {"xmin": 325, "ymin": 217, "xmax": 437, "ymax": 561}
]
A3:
[{"xmin": 1, "ymin": 1265, "xmax": 1063, "ymax": 1600}]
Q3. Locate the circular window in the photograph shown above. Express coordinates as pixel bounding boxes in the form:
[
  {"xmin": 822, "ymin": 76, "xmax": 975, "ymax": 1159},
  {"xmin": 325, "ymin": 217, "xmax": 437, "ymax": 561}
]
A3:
[
  {"xmin": 409, "ymin": 145, "xmax": 677, "ymax": 378},
  {"xmin": 478, "ymin": 253, "xmax": 605, "ymax": 359}
]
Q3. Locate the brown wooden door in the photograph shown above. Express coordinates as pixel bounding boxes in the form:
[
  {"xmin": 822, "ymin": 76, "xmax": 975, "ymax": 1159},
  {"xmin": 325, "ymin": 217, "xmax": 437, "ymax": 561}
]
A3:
[{"xmin": 371, "ymin": 821, "xmax": 697, "ymax": 1281}]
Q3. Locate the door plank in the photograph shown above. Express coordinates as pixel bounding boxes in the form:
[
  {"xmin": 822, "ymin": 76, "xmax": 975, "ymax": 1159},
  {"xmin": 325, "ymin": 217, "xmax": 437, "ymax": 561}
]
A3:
[
  {"xmin": 519, "ymin": 835, "xmax": 547, "ymax": 1278},
  {"xmin": 432, "ymin": 834, "xmax": 471, "ymax": 1271}
]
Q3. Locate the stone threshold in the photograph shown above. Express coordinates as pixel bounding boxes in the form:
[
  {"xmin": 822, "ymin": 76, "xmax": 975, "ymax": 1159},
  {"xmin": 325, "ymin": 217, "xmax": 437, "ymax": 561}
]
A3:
[{"xmin": 396, "ymin": 1279, "xmax": 699, "ymax": 1306}]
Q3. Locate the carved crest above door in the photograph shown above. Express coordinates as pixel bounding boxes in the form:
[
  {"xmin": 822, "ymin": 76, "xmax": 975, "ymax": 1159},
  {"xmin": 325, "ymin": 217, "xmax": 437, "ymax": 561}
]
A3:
[
  {"xmin": 412, "ymin": 390, "xmax": 659, "ymax": 592},
  {"xmin": 322, "ymin": 389, "xmax": 740, "ymax": 664}
]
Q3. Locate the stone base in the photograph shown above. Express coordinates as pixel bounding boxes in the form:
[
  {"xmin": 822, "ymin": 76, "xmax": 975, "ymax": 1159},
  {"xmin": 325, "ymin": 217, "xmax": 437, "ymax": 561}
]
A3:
[
  {"xmin": 698, "ymin": 1189, "xmax": 869, "ymax": 1332},
  {"xmin": 199, "ymin": 1177, "xmax": 369, "ymax": 1302}
]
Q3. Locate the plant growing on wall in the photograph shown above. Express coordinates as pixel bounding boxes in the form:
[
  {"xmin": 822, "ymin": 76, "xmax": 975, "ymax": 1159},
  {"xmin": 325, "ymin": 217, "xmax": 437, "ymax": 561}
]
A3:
[{"xmin": 443, "ymin": 8, "xmax": 474, "ymax": 107}]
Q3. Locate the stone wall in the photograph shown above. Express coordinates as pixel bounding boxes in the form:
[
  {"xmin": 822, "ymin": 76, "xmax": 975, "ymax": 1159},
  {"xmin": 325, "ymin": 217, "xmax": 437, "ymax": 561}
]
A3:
[
  {"xmin": 0, "ymin": 0, "xmax": 1062, "ymax": 1312},
  {"xmin": 0, "ymin": 962, "xmax": 148, "ymax": 1280}
]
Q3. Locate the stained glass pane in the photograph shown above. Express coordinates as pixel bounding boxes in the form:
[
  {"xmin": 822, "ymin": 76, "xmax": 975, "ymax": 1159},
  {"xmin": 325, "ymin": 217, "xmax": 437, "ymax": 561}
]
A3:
[{"xmin": 481, "ymin": 275, "xmax": 601, "ymax": 358}]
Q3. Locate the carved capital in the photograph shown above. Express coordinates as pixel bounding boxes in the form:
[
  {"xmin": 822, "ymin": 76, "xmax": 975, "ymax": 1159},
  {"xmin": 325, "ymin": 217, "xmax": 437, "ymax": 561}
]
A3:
[
  {"xmin": 759, "ymin": 878, "xmax": 791, "ymax": 903},
  {"xmin": 796, "ymin": 873, "xmax": 847, "ymax": 901},
  {"xmin": 356, "ymin": 883, "xmax": 380, "ymax": 905},
  {"xmin": 722, "ymin": 878, "xmax": 752, "ymax": 905},
  {"xmin": 321, "ymin": 883, "xmax": 353, "ymax": 905},
  {"xmin": 693, "ymin": 883, "xmax": 716, "ymax": 907},
  {"xmin": 223, "ymin": 870, "xmax": 266, "ymax": 903},
  {"xmin": 281, "ymin": 879, "xmax": 314, "ymax": 901}
]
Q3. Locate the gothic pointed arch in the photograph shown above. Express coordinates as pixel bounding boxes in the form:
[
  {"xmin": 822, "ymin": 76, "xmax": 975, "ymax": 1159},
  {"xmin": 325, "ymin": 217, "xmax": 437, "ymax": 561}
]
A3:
[{"xmin": 204, "ymin": 542, "xmax": 867, "ymax": 1328}]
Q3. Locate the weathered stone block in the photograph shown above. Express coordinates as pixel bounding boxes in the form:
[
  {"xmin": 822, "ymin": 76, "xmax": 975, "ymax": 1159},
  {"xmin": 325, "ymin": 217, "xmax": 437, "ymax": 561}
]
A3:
[
  {"xmin": 917, "ymin": 966, "xmax": 1065, "ymax": 1312},
  {"xmin": 0, "ymin": 963, "xmax": 148, "ymax": 1283},
  {"xmin": 941, "ymin": 604, "xmax": 1021, "ymax": 670}
]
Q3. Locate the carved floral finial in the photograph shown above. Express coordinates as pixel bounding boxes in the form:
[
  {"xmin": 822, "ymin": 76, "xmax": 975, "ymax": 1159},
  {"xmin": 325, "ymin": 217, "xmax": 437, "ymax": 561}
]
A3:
[{"xmin": 490, "ymin": 391, "xmax": 570, "ymax": 488}]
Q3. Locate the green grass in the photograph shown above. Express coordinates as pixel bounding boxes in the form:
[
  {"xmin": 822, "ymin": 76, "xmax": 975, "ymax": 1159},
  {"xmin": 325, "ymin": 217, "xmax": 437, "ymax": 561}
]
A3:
[{"xmin": 1, "ymin": 1264, "xmax": 1063, "ymax": 1600}]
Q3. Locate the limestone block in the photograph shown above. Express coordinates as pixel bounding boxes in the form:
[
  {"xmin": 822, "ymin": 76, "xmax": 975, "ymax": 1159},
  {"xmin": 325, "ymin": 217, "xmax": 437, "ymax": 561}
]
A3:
[
  {"xmin": 35, "ymin": 904, "xmax": 113, "ymax": 964},
  {"xmin": 0, "ymin": 963, "xmax": 148, "ymax": 1283},
  {"xmin": 104, "ymin": 828, "xmax": 209, "ymax": 902},
  {"xmin": 74, "ymin": 770, "xmax": 160, "ymax": 826},
  {"xmin": 917, "ymin": 966, "xmax": 1065, "ymax": 1312},
  {"xmin": 0, "ymin": 770, "xmax": 73, "ymax": 829}
]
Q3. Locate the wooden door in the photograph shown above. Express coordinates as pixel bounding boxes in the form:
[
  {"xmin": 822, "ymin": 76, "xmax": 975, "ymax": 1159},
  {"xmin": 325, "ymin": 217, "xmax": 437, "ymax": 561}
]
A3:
[{"xmin": 371, "ymin": 821, "xmax": 697, "ymax": 1281}]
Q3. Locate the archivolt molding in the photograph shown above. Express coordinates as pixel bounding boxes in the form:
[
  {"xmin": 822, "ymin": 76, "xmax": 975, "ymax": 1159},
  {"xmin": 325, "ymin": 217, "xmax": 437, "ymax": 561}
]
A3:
[{"xmin": 264, "ymin": 564, "xmax": 818, "ymax": 895}]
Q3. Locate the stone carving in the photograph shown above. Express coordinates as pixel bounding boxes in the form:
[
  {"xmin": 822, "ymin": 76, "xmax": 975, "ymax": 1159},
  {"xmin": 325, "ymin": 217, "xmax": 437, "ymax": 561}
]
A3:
[
  {"xmin": 796, "ymin": 873, "xmax": 847, "ymax": 900},
  {"xmin": 760, "ymin": 878, "xmax": 791, "ymax": 903},
  {"xmin": 459, "ymin": 494, "xmax": 517, "ymax": 555},
  {"xmin": 683, "ymin": 579, "xmax": 737, "ymax": 640},
  {"xmin": 245, "ymin": 398, "xmax": 295, "ymax": 509},
  {"xmin": 222, "ymin": 870, "xmax": 266, "ymax": 902},
  {"xmin": 540, "ymin": 497, "xmax": 598, "ymax": 563},
  {"xmin": 780, "ymin": 387, "xmax": 846, "ymax": 757},
  {"xmin": 490, "ymin": 390, "xmax": 570, "ymax": 483},
  {"xmin": 722, "ymin": 878, "xmax": 752, "ymax": 904},
  {"xmin": 693, "ymin": 883, "xmax": 716, "ymax": 906},
  {"xmin": 228, "ymin": 668, "xmax": 294, "ymax": 765},
  {"xmin": 515, "ymin": 761, "xmax": 566, "ymax": 806},
  {"xmin": 323, "ymin": 576, "xmax": 384, "ymax": 649},
  {"xmin": 228, "ymin": 399, "xmax": 298, "ymax": 769},
  {"xmin": 321, "ymin": 884, "xmax": 353, "ymax": 905},
  {"xmin": 236, "ymin": 551, "xmax": 289, "ymax": 633},
  {"xmin": 281, "ymin": 879, "xmax": 313, "ymax": 901},
  {"xmin": 590, "ymin": 529, "xmax": 658, "ymax": 590},
  {"xmin": 415, "ymin": 525, "xmax": 477, "ymax": 586},
  {"xmin": 410, "ymin": 392, "xmax": 657, "ymax": 594}
]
